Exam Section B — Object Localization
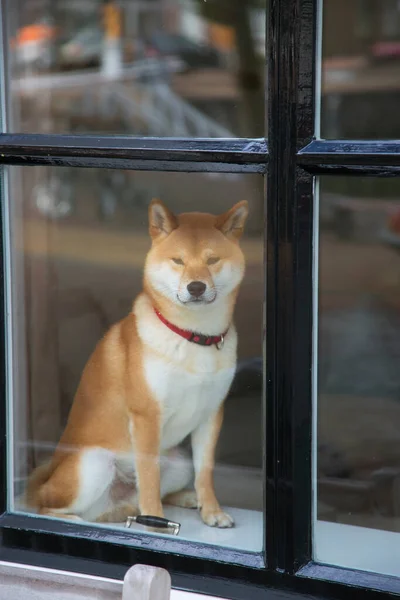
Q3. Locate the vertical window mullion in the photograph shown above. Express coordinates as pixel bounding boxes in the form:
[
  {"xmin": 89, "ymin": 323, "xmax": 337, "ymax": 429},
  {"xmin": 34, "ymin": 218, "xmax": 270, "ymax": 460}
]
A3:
[{"xmin": 266, "ymin": 0, "xmax": 318, "ymax": 573}]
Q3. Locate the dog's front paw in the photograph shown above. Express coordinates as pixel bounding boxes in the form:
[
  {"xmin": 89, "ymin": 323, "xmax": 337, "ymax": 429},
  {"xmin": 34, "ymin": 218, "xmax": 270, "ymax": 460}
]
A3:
[{"xmin": 201, "ymin": 508, "xmax": 234, "ymax": 528}]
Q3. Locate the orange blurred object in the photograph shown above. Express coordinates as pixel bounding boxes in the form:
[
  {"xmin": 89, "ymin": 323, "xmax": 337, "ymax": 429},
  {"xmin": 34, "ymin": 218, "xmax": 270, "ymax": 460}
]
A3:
[
  {"xmin": 11, "ymin": 23, "xmax": 57, "ymax": 48},
  {"xmin": 208, "ymin": 22, "xmax": 235, "ymax": 52},
  {"xmin": 103, "ymin": 2, "xmax": 122, "ymax": 41}
]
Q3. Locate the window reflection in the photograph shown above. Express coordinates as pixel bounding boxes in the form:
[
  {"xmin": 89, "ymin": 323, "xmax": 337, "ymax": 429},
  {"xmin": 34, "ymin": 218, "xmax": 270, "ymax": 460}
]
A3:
[
  {"xmin": 318, "ymin": 177, "xmax": 400, "ymax": 537},
  {"xmin": 322, "ymin": 0, "xmax": 400, "ymax": 138},
  {"xmin": 9, "ymin": 0, "xmax": 266, "ymax": 136}
]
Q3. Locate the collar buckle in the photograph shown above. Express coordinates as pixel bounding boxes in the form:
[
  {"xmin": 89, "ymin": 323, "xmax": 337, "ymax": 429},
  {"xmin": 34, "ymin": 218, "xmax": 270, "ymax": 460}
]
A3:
[{"xmin": 216, "ymin": 334, "xmax": 225, "ymax": 350}]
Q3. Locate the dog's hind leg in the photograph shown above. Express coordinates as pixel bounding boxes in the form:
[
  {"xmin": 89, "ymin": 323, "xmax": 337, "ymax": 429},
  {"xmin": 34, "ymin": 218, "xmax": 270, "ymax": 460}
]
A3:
[
  {"xmin": 97, "ymin": 447, "xmax": 196, "ymax": 520},
  {"xmin": 161, "ymin": 447, "xmax": 197, "ymax": 508},
  {"xmin": 35, "ymin": 448, "xmax": 115, "ymax": 522},
  {"xmin": 95, "ymin": 480, "xmax": 140, "ymax": 523},
  {"xmin": 94, "ymin": 447, "xmax": 196, "ymax": 522},
  {"xmin": 95, "ymin": 500, "xmax": 139, "ymax": 523},
  {"xmin": 163, "ymin": 489, "xmax": 198, "ymax": 509}
]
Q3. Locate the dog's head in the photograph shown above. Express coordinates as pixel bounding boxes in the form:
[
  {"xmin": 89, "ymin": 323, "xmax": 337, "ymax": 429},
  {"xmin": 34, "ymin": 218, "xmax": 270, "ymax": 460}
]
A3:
[{"xmin": 144, "ymin": 199, "xmax": 248, "ymax": 308}]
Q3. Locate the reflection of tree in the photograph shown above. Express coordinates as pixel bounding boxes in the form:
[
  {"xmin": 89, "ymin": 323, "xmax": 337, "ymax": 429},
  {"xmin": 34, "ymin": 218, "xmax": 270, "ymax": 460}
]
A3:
[{"xmin": 195, "ymin": 0, "xmax": 265, "ymax": 137}]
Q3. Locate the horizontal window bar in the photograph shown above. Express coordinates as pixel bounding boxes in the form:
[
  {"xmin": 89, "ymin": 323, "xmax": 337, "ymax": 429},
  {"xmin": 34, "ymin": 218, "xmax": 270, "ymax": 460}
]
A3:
[
  {"xmin": 298, "ymin": 164, "xmax": 400, "ymax": 176},
  {"xmin": 0, "ymin": 512, "xmax": 264, "ymax": 571},
  {"xmin": 0, "ymin": 135, "xmax": 268, "ymax": 171},
  {"xmin": 298, "ymin": 562, "xmax": 400, "ymax": 597},
  {"xmin": 0, "ymin": 155, "xmax": 265, "ymax": 173},
  {"xmin": 298, "ymin": 140, "xmax": 400, "ymax": 172}
]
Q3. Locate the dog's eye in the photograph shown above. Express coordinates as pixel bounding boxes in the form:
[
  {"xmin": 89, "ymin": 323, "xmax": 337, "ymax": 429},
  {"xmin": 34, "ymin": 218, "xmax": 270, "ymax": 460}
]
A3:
[
  {"xmin": 207, "ymin": 257, "xmax": 220, "ymax": 265},
  {"xmin": 171, "ymin": 258, "xmax": 184, "ymax": 265}
]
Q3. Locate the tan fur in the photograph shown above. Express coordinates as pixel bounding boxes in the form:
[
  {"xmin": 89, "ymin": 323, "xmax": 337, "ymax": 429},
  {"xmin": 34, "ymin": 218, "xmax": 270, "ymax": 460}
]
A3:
[
  {"xmin": 194, "ymin": 405, "xmax": 229, "ymax": 526},
  {"xmin": 26, "ymin": 200, "xmax": 248, "ymax": 528}
]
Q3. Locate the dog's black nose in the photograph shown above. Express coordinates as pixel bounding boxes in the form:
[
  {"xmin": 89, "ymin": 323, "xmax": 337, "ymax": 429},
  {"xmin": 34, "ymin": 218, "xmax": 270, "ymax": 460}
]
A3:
[{"xmin": 187, "ymin": 281, "xmax": 206, "ymax": 298}]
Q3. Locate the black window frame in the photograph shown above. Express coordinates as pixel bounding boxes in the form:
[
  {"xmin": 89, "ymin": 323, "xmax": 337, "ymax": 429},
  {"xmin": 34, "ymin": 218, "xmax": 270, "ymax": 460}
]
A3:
[{"xmin": 0, "ymin": 0, "xmax": 399, "ymax": 598}]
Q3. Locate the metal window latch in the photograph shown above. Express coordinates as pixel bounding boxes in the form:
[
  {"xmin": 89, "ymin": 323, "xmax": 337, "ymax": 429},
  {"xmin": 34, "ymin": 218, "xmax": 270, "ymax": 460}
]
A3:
[{"xmin": 125, "ymin": 515, "xmax": 181, "ymax": 536}]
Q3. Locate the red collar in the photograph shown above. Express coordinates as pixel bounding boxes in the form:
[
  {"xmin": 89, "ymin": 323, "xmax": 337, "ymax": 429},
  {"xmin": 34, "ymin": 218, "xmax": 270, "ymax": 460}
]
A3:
[{"xmin": 154, "ymin": 308, "xmax": 227, "ymax": 349}]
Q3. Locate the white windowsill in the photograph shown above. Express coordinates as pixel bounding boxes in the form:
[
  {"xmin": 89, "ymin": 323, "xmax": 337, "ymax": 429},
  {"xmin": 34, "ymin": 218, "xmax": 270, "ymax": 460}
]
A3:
[
  {"xmin": 93, "ymin": 504, "xmax": 263, "ymax": 552},
  {"xmin": 0, "ymin": 561, "xmax": 219, "ymax": 600},
  {"xmin": 315, "ymin": 519, "xmax": 400, "ymax": 578}
]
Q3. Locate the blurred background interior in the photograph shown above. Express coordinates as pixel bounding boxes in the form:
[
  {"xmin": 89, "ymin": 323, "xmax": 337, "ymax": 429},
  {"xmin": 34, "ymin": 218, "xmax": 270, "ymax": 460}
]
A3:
[{"xmin": 6, "ymin": 0, "xmax": 400, "ymax": 537}]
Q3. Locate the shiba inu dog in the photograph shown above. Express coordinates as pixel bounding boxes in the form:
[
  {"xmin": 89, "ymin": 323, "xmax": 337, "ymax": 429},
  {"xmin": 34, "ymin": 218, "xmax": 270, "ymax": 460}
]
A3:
[{"xmin": 27, "ymin": 199, "xmax": 248, "ymax": 529}]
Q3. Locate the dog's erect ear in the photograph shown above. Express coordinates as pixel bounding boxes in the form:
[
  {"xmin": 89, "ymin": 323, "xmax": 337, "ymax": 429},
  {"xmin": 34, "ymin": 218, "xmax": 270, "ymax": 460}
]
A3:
[
  {"xmin": 216, "ymin": 201, "xmax": 248, "ymax": 240},
  {"xmin": 149, "ymin": 199, "xmax": 178, "ymax": 241}
]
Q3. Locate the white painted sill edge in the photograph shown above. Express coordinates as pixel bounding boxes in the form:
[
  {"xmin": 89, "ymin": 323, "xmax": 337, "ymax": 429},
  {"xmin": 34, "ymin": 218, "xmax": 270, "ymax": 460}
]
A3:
[{"xmin": 0, "ymin": 560, "xmax": 218, "ymax": 600}]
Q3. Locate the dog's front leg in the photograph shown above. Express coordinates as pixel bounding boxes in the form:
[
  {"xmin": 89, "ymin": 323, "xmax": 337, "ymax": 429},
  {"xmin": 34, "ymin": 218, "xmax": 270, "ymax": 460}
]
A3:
[
  {"xmin": 191, "ymin": 405, "xmax": 234, "ymax": 528},
  {"xmin": 131, "ymin": 411, "xmax": 163, "ymax": 518}
]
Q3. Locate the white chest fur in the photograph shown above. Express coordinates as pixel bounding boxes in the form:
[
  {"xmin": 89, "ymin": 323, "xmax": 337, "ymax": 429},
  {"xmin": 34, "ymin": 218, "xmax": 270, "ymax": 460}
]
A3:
[
  {"xmin": 135, "ymin": 295, "xmax": 237, "ymax": 450},
  {"xmin": 144, "ymin": 353, "xmax": 235, "ymax": 450}
]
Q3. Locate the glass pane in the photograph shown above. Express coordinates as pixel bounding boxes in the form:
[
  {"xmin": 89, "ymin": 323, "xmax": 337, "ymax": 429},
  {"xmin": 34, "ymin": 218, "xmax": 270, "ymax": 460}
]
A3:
[
  {"xmin": 322, "ymin": 0, "xmax": 400, "ymax": 138},
  {"xmin": 315, "ymin": 176, "xmax": 400, "ymax": 576},
  {"xmin": 5, "ymin": 165, "xmax": 264, "ymax": 554},
  {"xmin": 8, "ymin": 0, "xmax": 266, "ymax": 137}
]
